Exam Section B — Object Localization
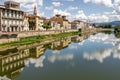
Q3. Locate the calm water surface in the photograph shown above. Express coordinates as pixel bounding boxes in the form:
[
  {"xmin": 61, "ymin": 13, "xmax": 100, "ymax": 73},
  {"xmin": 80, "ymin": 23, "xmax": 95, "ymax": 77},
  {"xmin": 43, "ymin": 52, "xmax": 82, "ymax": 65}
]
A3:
[{"xmin": 0, "ymin": 32, "xmax": 120, "ymax": 80}]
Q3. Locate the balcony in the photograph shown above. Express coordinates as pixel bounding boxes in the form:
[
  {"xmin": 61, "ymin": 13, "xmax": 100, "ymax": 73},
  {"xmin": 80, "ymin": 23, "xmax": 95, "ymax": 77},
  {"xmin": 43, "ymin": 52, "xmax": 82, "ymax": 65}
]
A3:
[{"xmin": 2, "ymin": 16, "xmax": 24, "ymax": 20}]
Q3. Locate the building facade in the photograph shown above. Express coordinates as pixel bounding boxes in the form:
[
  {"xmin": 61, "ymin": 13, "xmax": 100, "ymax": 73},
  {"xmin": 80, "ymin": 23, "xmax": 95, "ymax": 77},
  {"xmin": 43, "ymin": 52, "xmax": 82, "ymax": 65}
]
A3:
[
  {"xmin": 0, "ymin": 1, "xmax": 24, "ymax": 32},
  {"xmin": 28, "ymin": 6, "xmax": 41, "ymax": 31}
]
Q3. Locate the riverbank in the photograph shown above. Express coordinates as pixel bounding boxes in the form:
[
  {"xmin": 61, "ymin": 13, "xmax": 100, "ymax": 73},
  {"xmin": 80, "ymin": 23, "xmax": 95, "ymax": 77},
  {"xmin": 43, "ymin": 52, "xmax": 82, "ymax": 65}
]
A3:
[{"xmin": 0, "ymin": 31, "xmax": 80, "ymax": 49}]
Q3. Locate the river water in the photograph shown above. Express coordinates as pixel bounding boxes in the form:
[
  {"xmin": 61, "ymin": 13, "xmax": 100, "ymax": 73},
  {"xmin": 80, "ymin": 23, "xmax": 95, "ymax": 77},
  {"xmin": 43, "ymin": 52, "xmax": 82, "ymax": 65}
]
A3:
[{"xmin": 0, "ymin": 32, "xmax": 120, "ymax": 80}]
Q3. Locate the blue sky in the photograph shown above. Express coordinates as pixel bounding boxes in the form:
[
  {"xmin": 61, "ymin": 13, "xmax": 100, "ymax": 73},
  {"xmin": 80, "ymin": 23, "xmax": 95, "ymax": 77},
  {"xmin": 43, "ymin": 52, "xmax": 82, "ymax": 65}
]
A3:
[{"xmin": 0, "ymin": 0, "xmax": 120, "ymax": 22}]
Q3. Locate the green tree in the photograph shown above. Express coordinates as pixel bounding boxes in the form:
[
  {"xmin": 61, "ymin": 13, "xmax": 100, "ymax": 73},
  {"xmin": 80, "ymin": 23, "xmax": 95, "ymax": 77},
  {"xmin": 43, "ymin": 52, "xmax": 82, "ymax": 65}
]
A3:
[
  {"xmin": 42, "ymin": 21, "xmax": 52, "ymax": 30},
  {"xmin": 114, "ymin": 25, "xmax": 120, "ymax": 33}
]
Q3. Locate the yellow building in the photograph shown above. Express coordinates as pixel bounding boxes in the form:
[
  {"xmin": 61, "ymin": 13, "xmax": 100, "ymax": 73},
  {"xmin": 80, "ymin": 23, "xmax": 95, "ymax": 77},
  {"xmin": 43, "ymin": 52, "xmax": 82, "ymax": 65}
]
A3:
[
  {"xmin": 27, "ymin": 6, "xmax": 40, "ymax": 31},
  {"xmin": 50, "ymin": 15, "xmax": 70, "ymax": 30}
]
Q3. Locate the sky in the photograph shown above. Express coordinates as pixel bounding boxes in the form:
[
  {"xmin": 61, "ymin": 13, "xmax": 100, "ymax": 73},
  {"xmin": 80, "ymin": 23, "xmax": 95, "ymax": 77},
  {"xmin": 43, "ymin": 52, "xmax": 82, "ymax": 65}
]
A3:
[{"xmin": 0, "ymin": 0, "xmax": 120, "ymax": 23}]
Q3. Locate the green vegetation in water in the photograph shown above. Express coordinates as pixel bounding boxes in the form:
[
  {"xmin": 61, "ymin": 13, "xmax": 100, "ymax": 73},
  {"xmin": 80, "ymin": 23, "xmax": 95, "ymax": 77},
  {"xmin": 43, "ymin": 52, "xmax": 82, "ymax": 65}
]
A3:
[
  {"xmin": 102, "ymin": 30, "xmax": 112, "ymax": 34},
  {"xmin": 0, "ymin": 31, "xmax": 80, "ymax": 49},
  {"xmin": 99, "ymin": 24, "xmax": 112, "ymax": 28},
  {"xmin": 114, "ymin": 25, "xmax": 120, "ymax": 33},
  {"xmin": 113, "ymin": 25, "xmax": 120, "ymax": 38}
]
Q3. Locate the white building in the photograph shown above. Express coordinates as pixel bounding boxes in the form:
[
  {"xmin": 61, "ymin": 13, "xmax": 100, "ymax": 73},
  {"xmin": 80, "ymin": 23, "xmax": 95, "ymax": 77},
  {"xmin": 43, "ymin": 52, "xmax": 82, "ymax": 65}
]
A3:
[{"xmin": 0, "ymin": 1, "xmax": 24, "ymax": 32}]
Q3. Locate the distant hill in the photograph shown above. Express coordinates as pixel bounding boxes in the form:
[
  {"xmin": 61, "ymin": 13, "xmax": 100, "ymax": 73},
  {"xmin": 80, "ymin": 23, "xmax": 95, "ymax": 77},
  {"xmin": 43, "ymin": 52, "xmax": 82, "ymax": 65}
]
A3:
[
  {"xmin": 110, "ymin": 21, "xmax": 120, "ymax": 26},
  {"xmin": 94, "ymin": 21, "xmax": 120, "ymax": 27}
]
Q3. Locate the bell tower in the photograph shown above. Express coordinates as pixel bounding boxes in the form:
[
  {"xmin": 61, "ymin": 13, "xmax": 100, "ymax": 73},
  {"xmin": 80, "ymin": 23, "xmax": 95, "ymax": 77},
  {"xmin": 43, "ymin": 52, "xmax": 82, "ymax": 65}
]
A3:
[{"xmin": 34, "ymin": 5, "xmax": 37, "ymax": 16}]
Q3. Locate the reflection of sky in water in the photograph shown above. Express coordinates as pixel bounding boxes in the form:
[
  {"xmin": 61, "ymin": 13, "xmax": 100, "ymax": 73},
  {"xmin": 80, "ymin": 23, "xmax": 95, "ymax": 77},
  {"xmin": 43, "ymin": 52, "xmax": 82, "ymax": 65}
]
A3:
[
  {"xmin": 48, "ymin": 51, "xmax": 74, "ymax": 63},
  {"xmin": 4, "ymin": 33, "xmax": 120, "ymax": 80},
  {"xmin": 82, "ymin": 33, "xmax": 120, "ymax": 63},
  {"xmin": 0, "ymin": 76, "xmax": 11, "ymax": 80},
  {"xmin": 25, "ymin": 55, "xmax": 45, "ymax": 68},
  {"xmin": 47, "ymin": 49, "xmax": 74, "ymax": 63}
]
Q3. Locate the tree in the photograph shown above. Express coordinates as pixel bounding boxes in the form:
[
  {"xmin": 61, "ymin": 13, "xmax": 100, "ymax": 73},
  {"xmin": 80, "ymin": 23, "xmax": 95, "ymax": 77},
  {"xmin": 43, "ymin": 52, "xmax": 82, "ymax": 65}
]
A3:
[
  {"xmin": 99, "ymin": 24, "xmax": 112, "ymax": 28},
  {"xmin": 42, "ymin": 21, "xmax": 52, "ymax": 30},
  {"xmin": 114, "ymin": 25, "xmax": 120, "ymax": 33}
]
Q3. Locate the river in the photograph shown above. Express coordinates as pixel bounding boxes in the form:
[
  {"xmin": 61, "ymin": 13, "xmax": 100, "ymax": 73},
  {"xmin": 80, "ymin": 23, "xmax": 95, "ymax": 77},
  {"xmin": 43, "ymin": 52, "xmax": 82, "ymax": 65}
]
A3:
[{"xmin": 0, "ymin": 31, "xmax": 120, "ymax": 80}]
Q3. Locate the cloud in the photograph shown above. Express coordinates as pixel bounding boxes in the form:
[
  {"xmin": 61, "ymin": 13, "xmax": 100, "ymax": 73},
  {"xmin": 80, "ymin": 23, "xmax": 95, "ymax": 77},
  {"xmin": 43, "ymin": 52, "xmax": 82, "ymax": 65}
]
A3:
[
  {"xmin": 87, "ymin": 10, "xmax": 120, "ymax": 23},
  {"xmin": 4, "ymin": 0, "xmax": 43, "ymax": 16},
  {"xmin": 52, "ymin": 2, "xmax": 62, "ymax": 7},
  {"xmin": 88, "ymin": 14, "xmax": 109, "ymax": 23},
  {"xmin": 0, "ymin": 76, "xmax": 11, "ymax": 80},
  {"xmin": 45, "ymin": 6, "xmax": 54, "ymax": 11},
  {"xmin": 83, "ymin": 0, "xmax": 113, "ymax": 7},
  {"xmin": 48, "ymin": 53, "xmax": 74, "ymax": 63},
  {"xmin": 114, "ymin": 0, "xmax": 120, "ymax": 13},
  {"xmin": 51, "ymin": 0, "xmax": 74, "ymax": 1},
  {"xmin": 83, "ymin": 33, "xmax": 120, "ymax": 63},
  {"xmin": 67, "ymin": 0, "xmax": 75, "ymax": 1},
  {"xmin": 38, "ymin": 12, "xmax": 45, "ymax": 17},
  {"xmin": 66, "ymin": 6, "xmax": 78, "ymax": 11},
  {"xmin": 25, "ymin": 55, "xmax": 45, "ymax": 68},
  {"xmin": 53, "ymin": 9, "xmax": 71, "ymax": 16},
  {"xmin": 83, "ymin": 49, "xmax": 112, "ymax": 63},
  {"xmin": 68, "ymin": 45, "xmax": 78, "ymax": 49},
  {"xmin": 88, "ymin": 33, "xmax": 110, "ymax": 42},
  {"xmin": 67, "ymin": 10, "xmax": 88, "ymax": 21}
]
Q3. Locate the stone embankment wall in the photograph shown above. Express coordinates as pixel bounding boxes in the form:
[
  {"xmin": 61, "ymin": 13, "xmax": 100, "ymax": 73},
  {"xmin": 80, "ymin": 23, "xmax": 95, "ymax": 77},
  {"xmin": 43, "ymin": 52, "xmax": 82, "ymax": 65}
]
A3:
[
  {"xmin": 0, "ymin": 38, "xmax": 20, "ymax": 44},
  {"xmin": 0, "ymin": 30, "xmax": 78, "ymax": 44},
  {"xmin": 18, "ymin": 30, "xmax": 78, "ymax": 38}
]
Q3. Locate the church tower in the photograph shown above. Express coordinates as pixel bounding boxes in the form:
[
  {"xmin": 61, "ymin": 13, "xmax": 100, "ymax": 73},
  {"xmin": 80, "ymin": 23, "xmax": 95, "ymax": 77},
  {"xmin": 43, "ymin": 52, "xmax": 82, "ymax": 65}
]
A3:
[{"xmin": 34, "ymin": 5, "xmax": 37, "ymax": 16}]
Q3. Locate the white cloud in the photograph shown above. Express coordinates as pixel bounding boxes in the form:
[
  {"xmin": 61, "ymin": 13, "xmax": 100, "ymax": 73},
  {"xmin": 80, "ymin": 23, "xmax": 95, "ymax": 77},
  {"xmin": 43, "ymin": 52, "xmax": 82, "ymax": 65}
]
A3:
[
  {"xmin": 38, "ymin": 12, "xmax": 45, "ymax": 17},
  {"xmin": 68, "ymin": 45, "xmax": 78, "ymax": 49},
  {"xmin": 25, "ymin": 55, "xmax": 45, "ymax": 68},
  {"xmin": 67, "ymin": 0, "xmax": 75, "ymax": 1},
  {"xmin": 53, "ymin": 9, "xmax": 71, "ymax": 16},
  {"xmin": 51, "ymin": 0, "xmax": 74, "ymax": 1},
  {"xmin": 52, "ymin": 2, "xmax": 62, "ymax": 7},
  {"xmin": 114, "ymin": 0, "xmax": 120, "ymax": 13},
  {"xmin": 0, "ymin": 76, "xmax": 11, "ymax": 80},
  {"xmin": 83, "ymin": 33, "xmax": 120, "ymax": 63},
  {"xmin": 83, "ymin": 49, "xmax": 112, "ymax": 63},
  {"xmin": 83, "ymin": 0, "xmax": 113, "ymax": 7},
  {"xmin": 88, "ymin": 14, "xmax": 109, "ymax": 23},
  {"xmin": 77, "ymin": 10, "xmax": 87, "ymax": 19},
  {"xmin": 36, "ymin": 0, "xmax": 43, "ymax": 6},
  {"xmin": 87, "ymin": 10, "xmax": 120, "ymax": 23},
  {"xmin": 45, "ymin": 6, "xmax": 54, "ymax": 11},
  {"xmin": 48, "ymin": 53, "xmax": 74, "ymax": 63},
  {"xmin": 67, "ymin": 10, "xmax": 88, "ymax": 21},
  {"xmin": 7, "ymin": 0, "xmax": 43, "ymax": 16},
  {"xmin": 66, "ymin": 6, "xmax": 78, "ymax": 11}
]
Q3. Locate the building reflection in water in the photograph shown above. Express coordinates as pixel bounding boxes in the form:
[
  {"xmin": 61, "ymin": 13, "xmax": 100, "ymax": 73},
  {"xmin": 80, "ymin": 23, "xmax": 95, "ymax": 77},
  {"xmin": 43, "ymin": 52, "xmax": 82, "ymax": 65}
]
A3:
[
  {"xmin": 0, "ymin": 35, "xmax": 89, "ymax": 79},
  {"xmin": 0, "ymin": 38, "xmax": 78, "ymax": 79},
  {"xmin": 0, "ymin": 44, "xmax": 46, "ymax": 79},
  {"xmin": 51, "ymin": 37, "xmax": 71, "ymax": 50},
  {"xmin": 0, "ymin": 48, "xmax": 29, "ymax": 79}
]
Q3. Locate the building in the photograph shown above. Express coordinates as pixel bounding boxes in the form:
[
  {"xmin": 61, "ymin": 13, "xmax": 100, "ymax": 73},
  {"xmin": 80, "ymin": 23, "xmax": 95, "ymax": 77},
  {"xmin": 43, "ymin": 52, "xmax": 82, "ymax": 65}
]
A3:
[
  {"xmin": 51, "ymin": 37, "xmax": 71, "ymax": 50},
  {"xmin": 51, "ymin": 21, "xmax": 61, "ymax": 30},
  {"xmin": 28, "ymin": 6, "xmax": 41, "ymax": 31},
  {"xmin": 71, "ymin": 20, "xmax": 89, "ymax": 30},
  {"xmin": 50, "ymin": 14, "xmax": 70, "ymax": 30},
  {"xmin": 0, "ymin": 1, "xmax": 24, "ymax": 32},
  {"xmin": 29, "ymin": 45, "xmax": 45, "ymax": 58},
  {"xmin": 24, "ymin": 12, "xmax": 29, "ymax": 31},
  {"xmin": 39, "ymin": 17, "xmax": 45, "ymax": 30},
  {"xmin": 62, "ymin": 16, "xmax": 70, "ymax": 30},
  {"xmin": 0, "ymin": 48, "xmax": 29, "ymax": 79}
]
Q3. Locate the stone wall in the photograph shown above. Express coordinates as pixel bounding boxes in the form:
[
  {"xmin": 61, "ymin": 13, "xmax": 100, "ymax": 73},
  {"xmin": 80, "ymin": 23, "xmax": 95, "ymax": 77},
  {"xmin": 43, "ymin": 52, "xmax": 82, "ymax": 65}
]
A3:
[
  {"xmin": 0, "ymin": 38, "xmax": 19, "ymax": 44},
  {"xmin": 18, "ymin": 30, "xmax": 78, "ymax": 38},
  {"xmin": 0, "ymin": 29, "xmax": 78, "ymax": 44}
]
